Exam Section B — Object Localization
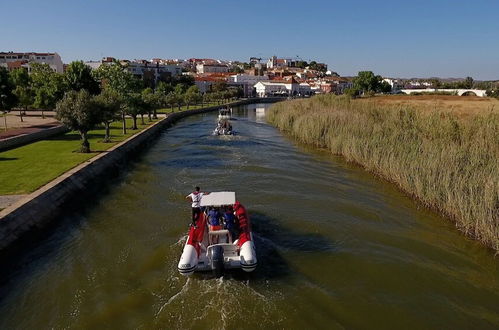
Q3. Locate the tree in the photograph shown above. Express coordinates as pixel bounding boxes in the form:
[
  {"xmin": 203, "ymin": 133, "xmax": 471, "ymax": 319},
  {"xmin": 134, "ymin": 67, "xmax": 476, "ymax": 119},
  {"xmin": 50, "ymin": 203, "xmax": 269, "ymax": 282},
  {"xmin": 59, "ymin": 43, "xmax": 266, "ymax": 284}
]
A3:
[
  {"xmin": 31, "ymin": 63, "xmax": 67, "ymax": 118},
  {"xmin": 11, "ymin": 68, "xmax": 33, "ymax": 122},
  {"xmin": 164, "ymin": 92, "xmax": 177, "ymax": 112},
  {"xmin": 141, "ymin": 87, "xmax": 162, "ymax": 121},
  {"xmin": 486, "ymin": 88, "xmax": 499, "ymax": 98},
  {"xmin": 55, "ymin": 90, "xmax": 101, "ymax": 153},
  {"xmin": 95, "ymin": 62, "xmax": 142, "ymax": 134},
  {"xmin": 464, "ymin": 76, "xmax": 474, "ymax": 89},
  {"xmin": 344, "ymin": 87, "xmax": 360, "ymax": 98},
  {"xmin": 151, "ymin": 89, "xmax": 165, "ymax": 119},
  {"xmin": 173, "ymin": 84, "xmax": 185, "ymax": 111},
  {"xmin": 212, "ymin": 81, "xmax": 228, "ymax": 93},
  {"xmin": 184, "ymin": 85, "xmax": 201, "ymax": 109},
  {"xmin": 0, "ymin": 67, "xmax": 16, "ymax": 112},
  {"xmin": 124, "ymin": 93, "xmax": 143, "ymax": 129},
  {"xmin": 156, "ymin": 81, "xmax": 174, "ymax": 95},
  {"xmin": 353, "ymin": 71, "xmax": 389, "ymax": 95},
  {"xmin": 429, "ymin": 78, "xmax": 442, "ymax": 88},
  {"xmin": 94, "ymin": 89, "xmax": 122, "ymax": 142},
  {"xmin": 353, "ymin": 71, "xmax": 378, "ymax": 94},
  {"xmin": 379, "ymin": 80, "xmax": 392, "ymax": 93},
  {"xmin": 175, "ymin": 75, "xmax": 195, "ymax": 87},
  {"xmin": 64, "ymin": 61, "xmax": 100, "ymax": 94}
]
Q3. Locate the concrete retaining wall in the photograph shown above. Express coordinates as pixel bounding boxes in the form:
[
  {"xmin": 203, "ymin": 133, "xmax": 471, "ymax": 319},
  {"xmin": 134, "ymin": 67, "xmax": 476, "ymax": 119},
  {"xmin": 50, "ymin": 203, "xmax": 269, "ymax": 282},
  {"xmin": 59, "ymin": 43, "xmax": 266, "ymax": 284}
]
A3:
[
  {"xmin": 0, "ymin": 98, "xmax": 281, "ymax": 252},
  {"xmin": 0, "ymin": 125, "xmax": 69, "ymax": 151}
]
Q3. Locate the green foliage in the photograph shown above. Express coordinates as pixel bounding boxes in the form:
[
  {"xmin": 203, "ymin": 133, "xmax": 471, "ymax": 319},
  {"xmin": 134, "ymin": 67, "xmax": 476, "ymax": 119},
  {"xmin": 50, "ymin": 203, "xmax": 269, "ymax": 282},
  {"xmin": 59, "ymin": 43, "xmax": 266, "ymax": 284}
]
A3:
[
  {"xmin": 11, "ymin": 68, "xmax": 33, "ymax": 110},
  {"xmin": 123, "ymin": 93, "xmax": 144, "ymax": 129},
  {"xmin": 212, "ymin": 81, "xmax": 228, "ymax": 93},
  {"xmin": 95, "ymin": 62, "xmax": 141, "ymax": 96},
  {"xmin": 0, "ymin": 118, "xmax": 155, "ymax": 194},
  {"xmin": 64, "ymin": 61, "xmax": 100, "ymax": 95},
  {"xmin": 486, "ymin": 89, "xmax": 499, "ymax": 98},
  {"xmin": 344, "ymin": 87, "xmax": 360, "ymax": 98},
  {"xmin": 229, "ymin": 65, "xmax": 245, "ymax": 73},
  {"xmin": 268, "ymin": 95, "xmax": 499, "ymax": 251},
  {"xmin": 156, "ymin": 81, "xmax": 174, "ymax": 95},
  {"xmin": 464, "ymin": 76, "xmax": 474, "ymax": 89},
  {"xmin": 55, "ymin": 89, "xmax": 101, "ymax": 152},
  {"xmin": 0, "ymin": 67, "xmax": 16, "ymax": 110},
  {"xmin": 295, "ymin": 60, "xmax": 308, "ymax": 69},
  {"xmin": 31, "ymin": 63, "xmax": 67, "ymax": 110},
  {"xmin": 184, "ymin": 85, "xmax": 201, "ymax": 108},
  {"xmin": 353, "ymin": 71, "xmax": 391, "ymax": 95},
  {"xmin": 95, "ymin": 89, "xmax": 123, "ymax": 122},
  {"xmin": 439, "ymin": 77, "xmax": 479, "ymax": 89},
  {"xmin": 308, "ymin": 61, "xmax": 327, "ymax": 72}
]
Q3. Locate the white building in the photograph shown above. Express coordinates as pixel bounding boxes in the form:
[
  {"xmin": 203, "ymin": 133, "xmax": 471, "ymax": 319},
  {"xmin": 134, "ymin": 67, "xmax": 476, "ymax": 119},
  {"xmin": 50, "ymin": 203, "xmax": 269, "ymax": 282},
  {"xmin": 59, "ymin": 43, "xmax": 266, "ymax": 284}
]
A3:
[
  {"xmin": 0, "ymin": 51, "xmax": 64, "ymax": 73},
  {"xmin": 254, "ymin": 77, "xmax": 311, "ymax": 97},
  {"xmin": 127, "ymin": 61, "xmax": 182, "ymax": 81},
  {"xmin": 196, "ymin": 63, "xmax": 229, "ymax": 74},
  {"xmin": 227, "ymin": 74, "xmax": 269, "ymax": 84},
  {"xmin": 383, "ymin": 78, "xmax": 402, "ymax": 91},
  {"xmin": 266, "ymin": 56, "xmax": 297, "ymax": 69},
  {"xmin": 227, "ymin": 74, "xmax": 269, "ymax": 97},
  {"xmin": 85, "ymin": 58, "xmax": 182, "ymax": 83}
]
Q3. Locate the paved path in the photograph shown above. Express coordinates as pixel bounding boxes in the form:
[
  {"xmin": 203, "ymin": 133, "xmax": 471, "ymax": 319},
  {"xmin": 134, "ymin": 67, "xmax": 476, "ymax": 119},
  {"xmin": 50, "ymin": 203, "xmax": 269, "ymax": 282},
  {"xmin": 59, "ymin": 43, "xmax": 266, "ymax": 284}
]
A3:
[
  {"xmin": 0, "ymin": 122, "xmax": 62, "ymax": 140},
  {"xmin": 0, "ymin": 194, "xmax": 27, "ymax": 210},
  {"xmin": 1, "ymin": 112, "xmax": 60, "ymax": 140}
]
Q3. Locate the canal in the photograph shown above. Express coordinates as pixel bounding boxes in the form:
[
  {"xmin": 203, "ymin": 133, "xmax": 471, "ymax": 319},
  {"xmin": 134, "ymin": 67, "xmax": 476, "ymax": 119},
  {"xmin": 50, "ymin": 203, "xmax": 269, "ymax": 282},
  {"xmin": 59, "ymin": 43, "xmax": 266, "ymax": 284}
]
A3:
[{"xmin": 0, "ymin": 103, "xmax": 498, "ymax": 329}]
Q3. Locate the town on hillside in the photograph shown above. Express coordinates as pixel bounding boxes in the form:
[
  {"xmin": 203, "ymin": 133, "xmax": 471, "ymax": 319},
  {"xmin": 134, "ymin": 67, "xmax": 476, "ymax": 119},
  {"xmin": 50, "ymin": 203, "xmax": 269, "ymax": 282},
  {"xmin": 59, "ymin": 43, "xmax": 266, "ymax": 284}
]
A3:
[{"xmin": 2, "ymin": 51, "xmax": 497, "ymax": 100}]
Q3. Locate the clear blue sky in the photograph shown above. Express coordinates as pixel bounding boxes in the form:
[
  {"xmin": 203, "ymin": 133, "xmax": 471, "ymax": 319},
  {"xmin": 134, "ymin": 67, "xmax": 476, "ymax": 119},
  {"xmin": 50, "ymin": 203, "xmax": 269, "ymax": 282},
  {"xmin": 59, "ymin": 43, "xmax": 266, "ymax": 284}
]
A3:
[{"xmin": 2, "ymin": 0, "xmax": 498, "ymax": 80}]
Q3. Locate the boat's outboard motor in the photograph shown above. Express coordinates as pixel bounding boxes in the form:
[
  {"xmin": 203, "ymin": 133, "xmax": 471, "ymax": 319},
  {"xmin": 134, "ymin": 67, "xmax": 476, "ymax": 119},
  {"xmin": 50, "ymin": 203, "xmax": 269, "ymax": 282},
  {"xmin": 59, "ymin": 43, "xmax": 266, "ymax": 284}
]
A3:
[{"xmin": 211, "ymin": 245, "xmax": 224, "ymax": 277}]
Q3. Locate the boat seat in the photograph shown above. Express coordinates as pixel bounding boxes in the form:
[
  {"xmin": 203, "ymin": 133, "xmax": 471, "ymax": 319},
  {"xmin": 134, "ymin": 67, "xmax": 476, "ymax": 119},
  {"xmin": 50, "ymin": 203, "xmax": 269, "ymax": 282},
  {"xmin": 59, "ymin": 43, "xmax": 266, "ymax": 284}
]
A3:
[
  {"xmin": 209, "ymin": 229, "xmax": 231, "ymax": 244},
  {"xmin": 209, "ymin": 229, "xmax": 229, "ymax": 236}
]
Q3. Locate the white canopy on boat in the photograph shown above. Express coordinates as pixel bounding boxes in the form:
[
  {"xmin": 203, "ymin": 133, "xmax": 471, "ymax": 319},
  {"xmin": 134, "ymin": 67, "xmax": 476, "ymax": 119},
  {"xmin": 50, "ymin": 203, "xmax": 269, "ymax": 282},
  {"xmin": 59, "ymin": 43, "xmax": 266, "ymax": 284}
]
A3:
[{"xmin": 200, "ymin": 192, "xmax": 236, "ymax": 207}]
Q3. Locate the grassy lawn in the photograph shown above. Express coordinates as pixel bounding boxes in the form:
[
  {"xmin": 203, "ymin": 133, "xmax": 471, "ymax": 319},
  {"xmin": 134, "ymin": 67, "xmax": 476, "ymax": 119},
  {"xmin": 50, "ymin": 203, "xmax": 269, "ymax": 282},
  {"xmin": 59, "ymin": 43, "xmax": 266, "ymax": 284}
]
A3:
[
  {"xmin": 0, "ymin": 118, "xmax": 158, "ymax": 195},
  {"xmin": 0, "ymin": 100, "xmax": 243, "ymax": 196}
]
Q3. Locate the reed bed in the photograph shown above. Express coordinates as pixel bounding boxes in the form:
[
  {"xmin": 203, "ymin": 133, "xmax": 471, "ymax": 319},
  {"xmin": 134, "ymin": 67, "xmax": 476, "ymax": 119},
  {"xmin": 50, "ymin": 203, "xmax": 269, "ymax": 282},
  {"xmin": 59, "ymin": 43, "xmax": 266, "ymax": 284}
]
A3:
[{"xmin": 267, "ymin": 95, "xmax": 499, "ymax": 252}]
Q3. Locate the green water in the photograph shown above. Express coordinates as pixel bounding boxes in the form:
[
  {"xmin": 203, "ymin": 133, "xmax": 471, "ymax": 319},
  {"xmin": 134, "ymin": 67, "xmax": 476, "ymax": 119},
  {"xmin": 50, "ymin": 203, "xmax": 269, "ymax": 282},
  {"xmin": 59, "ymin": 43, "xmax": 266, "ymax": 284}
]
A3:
[{"xmin": 0, "ymin": 104, "xmax": 497, "ymax": 329}]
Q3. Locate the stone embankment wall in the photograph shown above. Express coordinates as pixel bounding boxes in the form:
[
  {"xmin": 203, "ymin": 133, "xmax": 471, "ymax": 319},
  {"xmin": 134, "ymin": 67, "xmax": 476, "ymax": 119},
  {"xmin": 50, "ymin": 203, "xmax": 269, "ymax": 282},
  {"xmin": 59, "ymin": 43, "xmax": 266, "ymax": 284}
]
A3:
[
  {"xmin": 0, "ymin": 98, "xmax": 281, "ymax": 252},
  {"xmin": 0, "ymin": 125, "xmax": 68, "ymax": 151}
]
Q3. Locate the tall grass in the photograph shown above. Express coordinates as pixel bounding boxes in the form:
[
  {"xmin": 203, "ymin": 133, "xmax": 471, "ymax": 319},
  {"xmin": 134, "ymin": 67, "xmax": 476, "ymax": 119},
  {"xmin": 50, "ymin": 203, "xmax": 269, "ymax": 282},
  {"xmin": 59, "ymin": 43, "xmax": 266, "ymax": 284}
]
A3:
[{"xmin": 267, "ymin": 95, "xmax": 499, "ymax": 252}]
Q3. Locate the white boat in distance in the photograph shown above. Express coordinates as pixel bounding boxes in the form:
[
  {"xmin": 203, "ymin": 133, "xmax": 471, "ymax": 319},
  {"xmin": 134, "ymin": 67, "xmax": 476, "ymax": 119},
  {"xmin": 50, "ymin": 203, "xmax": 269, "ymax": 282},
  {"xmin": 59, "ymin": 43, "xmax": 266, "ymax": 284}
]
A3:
[{"xmin": 218, "ymin": 108, "xmax": 232, "ymax": 120}]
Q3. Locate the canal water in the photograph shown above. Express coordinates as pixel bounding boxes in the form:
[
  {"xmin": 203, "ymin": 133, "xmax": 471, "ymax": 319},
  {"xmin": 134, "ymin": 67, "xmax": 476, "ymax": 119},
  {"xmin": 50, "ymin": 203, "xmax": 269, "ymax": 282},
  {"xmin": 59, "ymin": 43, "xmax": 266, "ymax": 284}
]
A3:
[{"xmin": 0, "ymin": 103, "xmax": 498, "ymax": 329}]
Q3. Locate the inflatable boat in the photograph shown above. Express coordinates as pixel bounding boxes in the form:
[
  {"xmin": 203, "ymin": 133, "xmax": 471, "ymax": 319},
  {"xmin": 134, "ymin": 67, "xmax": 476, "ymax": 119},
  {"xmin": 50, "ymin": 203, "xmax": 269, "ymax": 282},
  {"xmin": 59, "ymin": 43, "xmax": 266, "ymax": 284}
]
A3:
[
  {"xmin": 212, "ymin": 125, "xmax": 232, "ymax": 136},
  {"xmin": 178, "ymin": 192, "xmax": 257, "ymax": 276},
  {"xmin": 212, "ymin": 119, "xmax": 233, "ymax": 136}
]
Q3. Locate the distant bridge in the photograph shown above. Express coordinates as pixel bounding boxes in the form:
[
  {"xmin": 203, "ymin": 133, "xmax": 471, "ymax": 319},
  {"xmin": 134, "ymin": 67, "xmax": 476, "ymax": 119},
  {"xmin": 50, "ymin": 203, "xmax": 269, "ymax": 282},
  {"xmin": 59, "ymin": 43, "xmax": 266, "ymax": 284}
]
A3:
[{"xmin": 399, "ymin": 89, "xmax": 487, "ymax": 97}]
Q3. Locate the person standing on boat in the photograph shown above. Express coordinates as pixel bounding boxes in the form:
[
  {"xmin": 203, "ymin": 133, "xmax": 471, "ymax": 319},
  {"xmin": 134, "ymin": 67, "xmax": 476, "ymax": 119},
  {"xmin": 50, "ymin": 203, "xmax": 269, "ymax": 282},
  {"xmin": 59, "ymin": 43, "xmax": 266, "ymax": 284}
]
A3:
[{"xmin": 186, "ymin": 187, "xmax": 208, "ymax": 227}]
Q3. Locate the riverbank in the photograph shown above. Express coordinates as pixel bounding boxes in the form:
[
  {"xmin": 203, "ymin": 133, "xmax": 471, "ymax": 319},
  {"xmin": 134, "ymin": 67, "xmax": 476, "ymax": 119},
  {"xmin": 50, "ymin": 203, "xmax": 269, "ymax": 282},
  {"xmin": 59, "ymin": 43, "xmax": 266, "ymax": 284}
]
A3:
[
  {"xmin": 267, "ymin": 95, "xmax": 499, "ymax": 252},
  {"xmin": 0, "ymin": 98, "xmax": 282, "ymax": 252}
]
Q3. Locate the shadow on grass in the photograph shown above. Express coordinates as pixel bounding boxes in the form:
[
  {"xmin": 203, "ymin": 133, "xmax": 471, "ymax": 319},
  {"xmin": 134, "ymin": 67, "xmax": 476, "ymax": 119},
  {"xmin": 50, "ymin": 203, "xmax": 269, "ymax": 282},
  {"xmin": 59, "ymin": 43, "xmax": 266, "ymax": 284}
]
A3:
[
  {"xmin": 47, "ymin": 132, "xmax": 108, "ymax": 142},
  {"xmin": 0, "ymin": 157, "xmax": 18, "ymax": 161}
]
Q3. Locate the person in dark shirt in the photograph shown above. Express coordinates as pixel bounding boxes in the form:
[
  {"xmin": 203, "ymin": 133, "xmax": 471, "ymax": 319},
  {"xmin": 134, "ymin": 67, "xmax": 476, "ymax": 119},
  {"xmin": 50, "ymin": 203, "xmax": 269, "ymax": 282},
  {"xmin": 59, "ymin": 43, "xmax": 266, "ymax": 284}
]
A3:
[
  {"xmin": 207, "ymin": 207, "xmax": 222, "ymax": 231},
  {"xmin": 223, "ymin": 206, "xmax": 239, "ymax": 242}
]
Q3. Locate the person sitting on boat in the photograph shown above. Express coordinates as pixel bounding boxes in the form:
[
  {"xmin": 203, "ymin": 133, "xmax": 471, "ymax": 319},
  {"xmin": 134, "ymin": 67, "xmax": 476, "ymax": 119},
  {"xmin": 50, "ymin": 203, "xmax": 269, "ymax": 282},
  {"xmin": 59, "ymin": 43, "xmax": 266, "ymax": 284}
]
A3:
[
  {"xmin": 207, "ymin": 207, "xmax": 223, "ymax": 231},
  {"xmin": 186, "ymin": 186, "xmax": 209, "ymax": 227},
  {"xmin": 223, "ymin": 206, "xmax": 238, "ymax": 241}
]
